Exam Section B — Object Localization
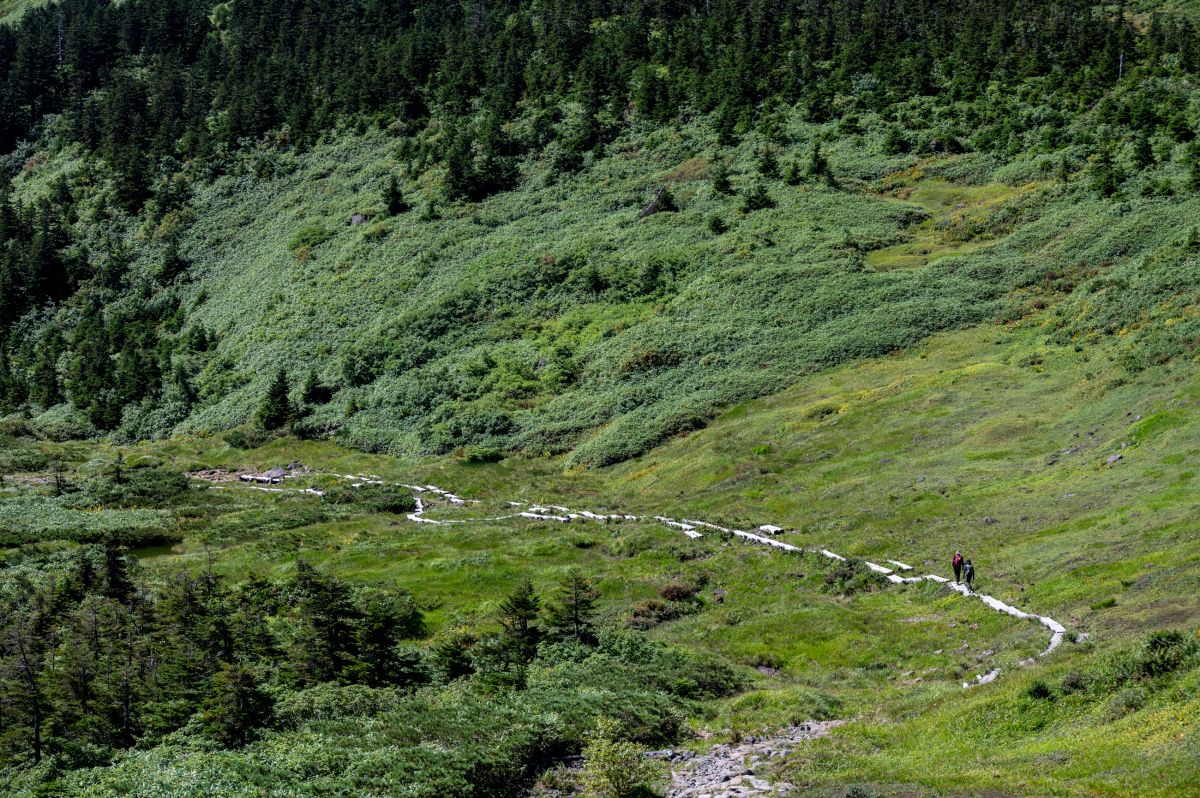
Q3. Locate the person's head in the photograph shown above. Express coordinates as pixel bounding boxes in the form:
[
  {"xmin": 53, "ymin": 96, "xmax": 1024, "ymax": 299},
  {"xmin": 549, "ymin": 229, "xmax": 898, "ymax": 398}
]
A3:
[
  {"xmin": 955, "ymin": 550, "xmax": 961, "ymax": 555},
  {"xmin": 966, "ymin": 559, "xmax": 972, "ymax": 565}
]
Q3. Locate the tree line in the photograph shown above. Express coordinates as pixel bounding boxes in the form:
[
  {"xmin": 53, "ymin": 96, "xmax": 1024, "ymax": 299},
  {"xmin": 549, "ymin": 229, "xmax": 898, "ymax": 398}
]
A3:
[
  {"xmin": 0, "ymin": 546, "xmax": 603, "ymax": 769},
  {"xmin": 1, "ymin": 0, "xmax": 1195, "ymax": 207}
]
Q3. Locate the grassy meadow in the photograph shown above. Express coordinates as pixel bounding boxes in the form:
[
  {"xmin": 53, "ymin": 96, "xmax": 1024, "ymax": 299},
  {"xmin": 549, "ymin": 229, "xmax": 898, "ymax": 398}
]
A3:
[
  {"xmin": 4, "ymin": 290, "xmax": 1199, "ymax": 794},
  {"xmin": 5, "ymin": 96, "xmax": 1200, "ymax": 795}
]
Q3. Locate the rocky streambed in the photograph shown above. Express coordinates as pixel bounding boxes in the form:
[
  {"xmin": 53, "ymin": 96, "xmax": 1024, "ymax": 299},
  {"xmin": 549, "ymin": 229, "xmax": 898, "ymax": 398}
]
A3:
[{"xmin": 656, "ymin": 721, "xmax": 845, "ymax": 798}]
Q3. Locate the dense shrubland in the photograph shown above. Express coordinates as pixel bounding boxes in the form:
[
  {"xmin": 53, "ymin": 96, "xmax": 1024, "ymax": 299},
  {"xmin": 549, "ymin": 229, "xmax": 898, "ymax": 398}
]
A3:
[
  {"xmin": 0, "ymin": 546, "xmax": 739, "ymax": 796},
  {"xmin": 1, "ymin": 1, "xmax": 1200, "ymax": 464}
]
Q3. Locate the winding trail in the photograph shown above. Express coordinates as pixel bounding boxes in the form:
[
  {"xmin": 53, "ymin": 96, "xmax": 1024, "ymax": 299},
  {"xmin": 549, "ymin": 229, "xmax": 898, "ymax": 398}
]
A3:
[{"xmin": 207, "ymin": 469, "xmax": 1071, "ymax": 683}]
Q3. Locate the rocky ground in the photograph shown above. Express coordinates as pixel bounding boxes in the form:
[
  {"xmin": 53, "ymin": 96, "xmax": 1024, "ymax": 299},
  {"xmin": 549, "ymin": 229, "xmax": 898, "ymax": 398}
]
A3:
[{"xmin": 655, "ymin": 721, "xmax": 845, "ymax": 798}]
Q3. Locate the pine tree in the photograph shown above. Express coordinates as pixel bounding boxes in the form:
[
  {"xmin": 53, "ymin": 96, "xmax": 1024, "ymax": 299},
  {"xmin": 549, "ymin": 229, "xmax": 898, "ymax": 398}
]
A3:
[
  {"xmin": 256, "ymin": 369, "xmax": 293, "ymax": 431},
  {"xmin": 497, "ymin": 578, "xmax": 540, "ymax": 661},
  {"xmin": 740, "ymin": 181, "xmax": 776, "ymax": 213},
  {"xmin": 102, "ymin": 541, "xmax": 134, "ymax": 603},
  {"xmin": 199, "ymin": 664, "xmax": 274, "ymax": 748},
  {"xmin": 545, "ymin": 569, "xmax": 599, "ymax": 644},
  {"xmin": 784, "ymin": 160, "xmax": 803, "ymax": 186},
  {"xmin": 351, "ymin": 592, "xmax": 425, "ymax": 686},
  {"xmin": 1133, "ymin": 131, "xmax": 1155, "ymax": 170},
  {"xmin": 1057, "ymin": 156, "xmax": 1072, "ymax": 184},
  {"xmin": 756, "ymin": 147, "xmax": 779, "ymax": 179},
  {"xmin": 1186, "ymin": 140, "xmax": 1200, "ymax": 192},
  {"xmin": 429, "ymin": 629, "xmax": 477, "ymax": 682},
  {"xmin": 109, "ymin": 451, "xmax": 125, "ymax": 486},
  {"xmin": 299, "ymin": 369, "xmax": 330, "ymax": 406},
  {"xmin": 807, "ymin": 142, "xmax": 835, "ymax": 187},
  {"xmin": 382, "ymin": 176, "xmax": 407, "ymax": 216},
  {"xmin": 881, "ymin": 125, "xmax": 911, "ymax": 155},
  {"xmin": 1089, "ymin": 147, "xmax": 1120, "ymax": 197},
  {"xmin": 711, "ymin": 161, "xmax": 733, "ymax": 195}
]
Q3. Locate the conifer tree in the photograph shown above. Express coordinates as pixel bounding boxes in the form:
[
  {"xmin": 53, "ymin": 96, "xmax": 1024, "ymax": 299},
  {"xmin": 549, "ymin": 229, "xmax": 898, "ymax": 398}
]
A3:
[
  {"xmin": 382, "ymin": 176, "xmax": 407, "ymax": 216},
  {"xmin": 807, "ymin": 142, "xmax": 835, "ymax": 186},
  {"xmin": 1090, "ymin": 147, "xmax": 1120, "ymax": 197},
  {"xmin": 256, "ymin": 369, "xmax": 293, "ymax": 431},
  {"xmin": 740, "ymin": 181, "xmax": 776, "ymax": 213},
  {"xmin": 546, "ymin": 569, "xmax": 599, "ymax": 644},
  {"xmin": 756, "ymin": 147, "xmax": 779, "ymax": 179},
  {"xmin": 711, "ymin": 161, "xmax": 733, "ymax": 195},
  {"xmin": 199, "ymin": 664, "xmax": 274, "ymax": 748},
  {"xmin": 1133, "ymin": 131, "xmax": 1155, "ymax": 170},
  {"xmin": 497, "ymin": 578, "xmax": 540, "ymax": 661},
  {"xmin": 1186, "ymin": 140, "xmax": 1200, "ymax": 192},
  {"xmin": 101, "ymin": 541, "xmax": 134, "ymax": 603}
]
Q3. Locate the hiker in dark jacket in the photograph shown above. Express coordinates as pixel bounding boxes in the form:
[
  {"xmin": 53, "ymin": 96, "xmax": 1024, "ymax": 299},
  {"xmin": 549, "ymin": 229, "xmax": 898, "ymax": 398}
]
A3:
[
  {"xmin": 963, "ymin": 559, "xmax": 975, "ymax": 590},
  {"xmin": 952, "ymin": 551, "xmax": 964, "ymax": 583}
]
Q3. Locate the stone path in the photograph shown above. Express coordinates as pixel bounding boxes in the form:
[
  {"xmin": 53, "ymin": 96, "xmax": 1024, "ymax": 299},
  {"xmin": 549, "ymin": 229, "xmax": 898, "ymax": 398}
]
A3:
[
  {"xmin": 206, "ymin": 469, "xmax": 1073, "ymax": 684},
  {"xmin": 653, "ymin": 722, "xmax": 845, "ymax": 798}
]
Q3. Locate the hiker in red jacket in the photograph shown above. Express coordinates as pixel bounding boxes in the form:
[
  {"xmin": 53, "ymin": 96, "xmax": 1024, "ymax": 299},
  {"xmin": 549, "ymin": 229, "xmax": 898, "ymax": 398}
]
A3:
[{"xmin": 952, "ymin": 550, "xmax": 964, "ymax": 583}]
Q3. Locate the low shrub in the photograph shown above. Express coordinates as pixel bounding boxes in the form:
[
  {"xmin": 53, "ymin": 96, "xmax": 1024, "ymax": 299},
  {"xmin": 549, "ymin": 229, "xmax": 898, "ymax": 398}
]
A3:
[
  {"xmin": 1104, "ymin": 687, "xmax": 1148, "ymax": 721},
  {"xmin": 628, "ymin": 598, "xmax": 679, "ymax": 629},
  {"xmin": 822, "ymin": 558, "xmax": 885, "ymax": 595},
  {"xmin": 1060, "ymin": 671, "xmax": 1087, "ymax": 694},
  {"xmin": 321, "ymin": 484, "xmax": 417, "ymax": 513},
  {"xmin": 1025, "ymin": 680, "xmax": 1054, "ymax": 701},
  {"xmin": 78, "ymin": 467, "xmax": 191, "ymax": 508},
  {"xmin": 224, "ymin": 427, "xmax": 271, "ymax": 450},
  {"xmin": 658, "ymin": 582, "xmax": 699, "ymax": 602},
  {"xmin": 289, "ymin": 224, "xmax": 334, "ymax": 251}
]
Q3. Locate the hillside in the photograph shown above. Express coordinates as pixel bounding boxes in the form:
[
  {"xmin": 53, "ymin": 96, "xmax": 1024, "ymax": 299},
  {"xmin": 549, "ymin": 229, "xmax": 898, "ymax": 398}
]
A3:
[
  {"xmin": 2, "ymin": 0, "xmax": 1200, "ymax": 795},
  {"xmin": 1, "ymin": 307, "xmax": 1197, "ymax": 796}
]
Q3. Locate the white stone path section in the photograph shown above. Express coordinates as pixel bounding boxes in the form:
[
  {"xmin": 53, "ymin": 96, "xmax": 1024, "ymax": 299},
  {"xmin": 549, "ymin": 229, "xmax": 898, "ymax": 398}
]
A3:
[{"xmin": 210, "ymin": 471, "xmax": 1070, "ymax": 684}]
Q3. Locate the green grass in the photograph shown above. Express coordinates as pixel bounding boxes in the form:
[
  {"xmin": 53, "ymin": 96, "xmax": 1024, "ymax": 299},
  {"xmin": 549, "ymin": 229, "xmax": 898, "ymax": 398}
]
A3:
[
  {"xmin": 0, "ymin": 0, "xmax": 36, "ymax": 25},
  {"xmin": 7, "ymin": 98, "xmax": 1200, "ymax": 793},
  {"xmin": 1, "ymin": 295, "xmax": 1189, "ymax": 794},
  {"xmin": 866, "ymin": 178, "xmax": 1027, "ymax": 270}
]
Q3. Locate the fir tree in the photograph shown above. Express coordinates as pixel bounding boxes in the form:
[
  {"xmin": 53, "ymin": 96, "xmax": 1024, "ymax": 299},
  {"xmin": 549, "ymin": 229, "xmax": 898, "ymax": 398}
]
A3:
[
  {"xmin": 756, "ymin": 147, "xmax": 779, "ymax": 179},
  {"xmin": 740, "ymin": 181, "xmax": 776, "ymax": 213},
  {"xmin": 199, "ymin": 664, "xmax": 274, "ymax": 748},
  {"xmin": 102, "ymin": 541, "xmax": 134, "ymax": 603},
  {"xmin": 1089, "ymin": 147, "xmax": 1120, "ymax": 197},
  {"xmin": 711, "ymin": 161, "xmax": 733, "ymax": 195},
  {"xmin": 545, "ymin": 570, "xmax": 599, "ymax": 644},
  {"xmin": 784, "ymin": 160, "xmax": 803, "ymax": 186},
  {"xmin": 1186, "ymin": 140, "xmax": 1200, "ymax": 192},
  {"xmin": 382, "ymin": 176, "xmax": 407, "ymax": 216},
  {"xmin": 256, "ymin": 369, "xmax": 293, "ymax": 431},
  {"xmin": 807, "ymin": 142, "xmax": 835, "ymax": 186},
  {"xmin": 1133, "ymin": 131, "xmax": 1155, "ymax": 170},
  {"xmin": 497, "ymin": 578, "xmax": 540, "ymax": 662}
]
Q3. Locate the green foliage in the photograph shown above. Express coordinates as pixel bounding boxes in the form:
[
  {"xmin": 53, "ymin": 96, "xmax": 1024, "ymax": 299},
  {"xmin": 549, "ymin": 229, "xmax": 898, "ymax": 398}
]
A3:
[
  {"xmin": 289, "ymin": 225, "xmax": 334, "ymax": 253},
  {"xmin": 320, "ymin": 484, "xmax": 417, "ymax": 513},
  {"xmin": 256, "ymin": 369, "xmax": 294, "ymax": 431},
  {"xmin": 822, "ymin": 558, "xmax": 885, "ymax": 596},
  {"xmin": 710, "ymin": 161, "xmax": 733, "ymax": 195},
  {"xmin": 545, "ymin": 569, "xmax": 600, "ymax": 644},
  {"xmin": 579, "ymin": 717, "xmax": 664, "ymax": 798},
  {"xmin": 224, "ymin": 427, "xmax": 271, "ymax": 450},
  {"xmin": 739, "ymin": 181, "xmax": 775, "ymax": 213},
  {"xmin": 81, "ymin": 466, "xmax": 190, "ymax": 508},
  {"xmin": 498, "ymin": 578, "xmax": 542, "ymax": 662},
  {"xmin": 807, "ymin": 141, "xmax": 836, "ymax": 187},
  {"xmin": 382, "ymin": 176, "xmax": 408, "ymax": 216},
  {"xmin": 199, "ymin": 664, "xmax": 276, "ymax": 748}
]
